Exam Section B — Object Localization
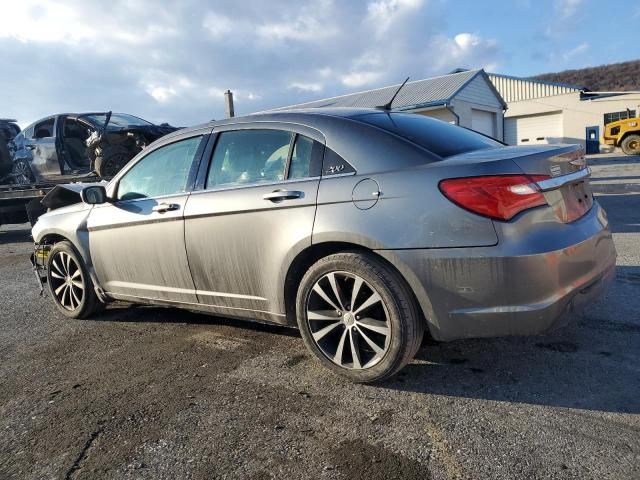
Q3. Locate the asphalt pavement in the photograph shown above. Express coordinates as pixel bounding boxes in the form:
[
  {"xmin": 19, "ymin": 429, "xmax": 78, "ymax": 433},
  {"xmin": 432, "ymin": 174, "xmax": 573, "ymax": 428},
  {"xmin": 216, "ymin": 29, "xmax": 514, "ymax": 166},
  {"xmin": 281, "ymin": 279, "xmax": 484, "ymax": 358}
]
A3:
[{"xmin": 0, "ymin": 155, "xmax": 638, "ymax": 479}]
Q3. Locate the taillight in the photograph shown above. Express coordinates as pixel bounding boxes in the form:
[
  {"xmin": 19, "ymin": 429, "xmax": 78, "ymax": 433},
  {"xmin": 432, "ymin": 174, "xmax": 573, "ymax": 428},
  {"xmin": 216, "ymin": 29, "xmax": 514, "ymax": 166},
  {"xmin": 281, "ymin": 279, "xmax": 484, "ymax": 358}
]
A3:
[{"xmin": 439, "ymin": 174, "xmax": 551, "ymax": 221}]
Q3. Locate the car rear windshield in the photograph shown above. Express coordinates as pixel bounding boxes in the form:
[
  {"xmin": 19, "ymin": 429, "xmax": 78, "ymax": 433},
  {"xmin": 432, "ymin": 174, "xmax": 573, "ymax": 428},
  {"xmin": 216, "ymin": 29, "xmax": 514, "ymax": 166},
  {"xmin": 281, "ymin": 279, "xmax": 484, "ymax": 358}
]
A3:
[
  {"xmin": 85, "ymin": 113, "xmax": 153, "ymax": 129},
  {"xmin": 354, "ymin": 112, "xmax": 502, "ymax": 158}
]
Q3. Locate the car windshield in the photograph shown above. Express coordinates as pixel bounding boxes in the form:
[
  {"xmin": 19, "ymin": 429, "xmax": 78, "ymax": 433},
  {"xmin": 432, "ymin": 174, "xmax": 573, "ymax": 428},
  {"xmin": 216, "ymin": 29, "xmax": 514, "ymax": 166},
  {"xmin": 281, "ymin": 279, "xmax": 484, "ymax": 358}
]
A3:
[
  {"xmin": 84, "ymin": 113, "xmax": 153, "ymax": 129},
  {"xmin": 354, "ymin": 112, "xmax": 502, "ymax": 158}
]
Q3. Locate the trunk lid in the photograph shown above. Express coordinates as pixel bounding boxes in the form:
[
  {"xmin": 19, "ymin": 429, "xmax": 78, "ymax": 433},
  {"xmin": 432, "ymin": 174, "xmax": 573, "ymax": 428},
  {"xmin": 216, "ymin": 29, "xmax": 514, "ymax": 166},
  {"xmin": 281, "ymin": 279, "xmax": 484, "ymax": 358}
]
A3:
[{"xmin": 445, "ymin": 144, "xmax": 592, "ymax": 223}]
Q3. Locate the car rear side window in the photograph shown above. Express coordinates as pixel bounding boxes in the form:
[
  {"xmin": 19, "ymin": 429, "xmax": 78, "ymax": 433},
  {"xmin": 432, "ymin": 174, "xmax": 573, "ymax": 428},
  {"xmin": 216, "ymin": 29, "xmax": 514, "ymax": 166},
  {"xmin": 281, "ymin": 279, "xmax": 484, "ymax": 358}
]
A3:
[
  {"xmin": 117, "ymin": 136, "xmax": 203, "ymax": 201},
  {"xmin": 34, "ymin": 118, "xmax": 55, "ymax": 139},
  {"xmin": 207, "ymin": 130, "xmax": 293, "ymax": 188},
  {"xmin": 288, "ymin": 134, "xmax": 323, "ymax": 179},
  {"xmin": 355, "ymin": 112, "xmax": 501, "ymax": 158}
]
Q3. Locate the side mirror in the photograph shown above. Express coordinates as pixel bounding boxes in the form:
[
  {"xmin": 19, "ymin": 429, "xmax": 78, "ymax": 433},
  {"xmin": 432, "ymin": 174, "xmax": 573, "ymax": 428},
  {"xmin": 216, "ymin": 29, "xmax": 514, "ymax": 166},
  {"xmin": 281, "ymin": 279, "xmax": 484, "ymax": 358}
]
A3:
[{"xmin": 80, "ymin": 185, "xmax": 108, "ymax": 205}]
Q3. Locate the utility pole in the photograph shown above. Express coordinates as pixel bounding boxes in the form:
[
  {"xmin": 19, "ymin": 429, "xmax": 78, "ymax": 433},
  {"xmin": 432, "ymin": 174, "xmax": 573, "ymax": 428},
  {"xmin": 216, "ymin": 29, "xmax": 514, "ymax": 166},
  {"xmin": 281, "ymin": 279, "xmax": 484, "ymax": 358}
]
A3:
[{"xmin": 224, "ymin": 90, "xmax": 235, "ymax": 118}]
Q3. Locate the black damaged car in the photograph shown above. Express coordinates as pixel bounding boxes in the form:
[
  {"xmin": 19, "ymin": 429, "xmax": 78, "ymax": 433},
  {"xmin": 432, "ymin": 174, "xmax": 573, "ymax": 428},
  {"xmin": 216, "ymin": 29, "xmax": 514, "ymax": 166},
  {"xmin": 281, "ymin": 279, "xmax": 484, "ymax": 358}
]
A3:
[
  {"xmin": 0, "ymin": 118, "xmax": 20, "ymax": 183},
  {"xmin": 9, "ymin": 112, "xmax": 178, "ymax": 184}
]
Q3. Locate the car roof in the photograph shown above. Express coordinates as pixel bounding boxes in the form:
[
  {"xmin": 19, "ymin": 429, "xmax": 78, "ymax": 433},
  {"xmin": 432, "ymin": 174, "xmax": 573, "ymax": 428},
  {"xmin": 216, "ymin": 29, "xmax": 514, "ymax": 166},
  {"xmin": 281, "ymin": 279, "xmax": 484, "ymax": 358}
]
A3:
[{"xmin": 172, "ymin": 107, "xmax": 389, "ymax": 138}]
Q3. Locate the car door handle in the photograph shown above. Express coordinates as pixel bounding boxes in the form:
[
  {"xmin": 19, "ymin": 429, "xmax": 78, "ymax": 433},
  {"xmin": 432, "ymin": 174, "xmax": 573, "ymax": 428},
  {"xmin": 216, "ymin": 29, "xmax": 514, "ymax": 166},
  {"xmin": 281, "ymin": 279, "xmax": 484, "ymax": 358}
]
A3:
[
  {"xmin": 263, "ymin": 190, "xmax": 303, "ymax": 202},
  {"xmin": 152, "ymin": 202, "xmax": 180, "ymax": 213},
  {"xmin": 26, "ymin": 145, "xmax": 36, "ymax": 150}
]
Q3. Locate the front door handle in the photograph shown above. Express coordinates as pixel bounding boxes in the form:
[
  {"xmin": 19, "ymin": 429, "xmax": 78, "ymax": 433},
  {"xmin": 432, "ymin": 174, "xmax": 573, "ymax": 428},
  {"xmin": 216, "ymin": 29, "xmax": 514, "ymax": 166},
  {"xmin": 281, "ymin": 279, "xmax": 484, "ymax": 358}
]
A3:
[
  {"xmin": 263, "ymin": 190, "xmax": 303, "ymax": 202},
  {"xmin": 152, "ymin": 202, "xmax": 180, "ymax": 213}
]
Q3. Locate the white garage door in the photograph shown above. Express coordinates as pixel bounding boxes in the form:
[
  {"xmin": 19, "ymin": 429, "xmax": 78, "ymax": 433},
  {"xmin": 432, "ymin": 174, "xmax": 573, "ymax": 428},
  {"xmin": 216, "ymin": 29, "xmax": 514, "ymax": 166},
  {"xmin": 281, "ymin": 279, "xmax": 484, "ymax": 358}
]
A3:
[
  {"xmin": 471, "ymin": 109, "xmax": 496, "ymax": 138},
  {"xmin": 504, "ymin": 112, "xmax": 563, "ymax": 145}
]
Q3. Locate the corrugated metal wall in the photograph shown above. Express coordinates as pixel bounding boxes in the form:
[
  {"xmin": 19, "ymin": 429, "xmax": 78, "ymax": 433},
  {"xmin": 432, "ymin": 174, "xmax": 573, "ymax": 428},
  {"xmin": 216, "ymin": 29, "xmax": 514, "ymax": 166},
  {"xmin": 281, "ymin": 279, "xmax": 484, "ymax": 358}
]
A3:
[{"xmin": 488, "ymin": 74, "xmax": 580, "ymax": 102}]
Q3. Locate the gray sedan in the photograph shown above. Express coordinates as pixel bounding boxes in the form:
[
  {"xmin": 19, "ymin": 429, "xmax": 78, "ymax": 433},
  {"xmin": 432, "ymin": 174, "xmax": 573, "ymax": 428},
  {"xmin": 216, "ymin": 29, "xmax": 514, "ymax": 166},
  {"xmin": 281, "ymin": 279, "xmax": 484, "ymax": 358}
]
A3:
[{"xmin": 31, "ymin": 109, "xmax": 617, "ymax": 382}]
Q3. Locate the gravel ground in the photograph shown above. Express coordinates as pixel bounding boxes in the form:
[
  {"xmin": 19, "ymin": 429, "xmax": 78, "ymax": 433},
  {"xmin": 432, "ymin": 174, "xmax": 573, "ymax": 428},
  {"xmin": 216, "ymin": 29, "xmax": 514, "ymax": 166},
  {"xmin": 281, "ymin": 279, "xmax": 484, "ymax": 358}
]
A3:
[{"xmin": 0, "ymin": 156, "xmax": 639, "ymax": 479}]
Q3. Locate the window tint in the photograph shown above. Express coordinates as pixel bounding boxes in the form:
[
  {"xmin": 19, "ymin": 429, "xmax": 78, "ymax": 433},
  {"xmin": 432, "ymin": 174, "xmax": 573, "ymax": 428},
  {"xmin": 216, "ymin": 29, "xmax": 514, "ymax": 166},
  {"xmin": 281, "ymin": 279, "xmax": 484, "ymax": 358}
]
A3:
[
  {"xmin": 355, "ymin": 112, "xmax": 501, "ymax": 158},
  {"xmin": 288, "ymin": 134, "xmax": 324, "ymax": 179},
  {"xmin": 34, "ymin": 118, "xmax": 55, "ymax": 139},
  {"xmin": 207, "ymin": 130, "xmax": 292, "ymax": 188},
  {"xmin": 117, "ymin": 136, "xmax": 202, "ymax": 201}
]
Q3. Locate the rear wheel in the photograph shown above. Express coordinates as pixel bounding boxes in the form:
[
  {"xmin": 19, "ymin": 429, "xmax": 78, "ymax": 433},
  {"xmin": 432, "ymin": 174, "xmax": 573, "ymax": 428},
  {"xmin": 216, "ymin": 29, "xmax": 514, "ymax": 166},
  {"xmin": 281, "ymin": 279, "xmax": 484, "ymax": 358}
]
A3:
[
  {"xmin": 296, "ymin": 252, "xmax": 423, "ymax": 383},
  {"xmin": 47, "ymin": 241, "xmax": 100, "ymax": 318},
  {"xmin": 12, "ymin": 159, "xmax": 35, "ymax": 185},
  {"xmin": 621, "ymin": 134, "xmax": 640, "ymax": 155},
  {"xmin": 95, "ymin": 145, "xmax": 132, "ymax": 178}
]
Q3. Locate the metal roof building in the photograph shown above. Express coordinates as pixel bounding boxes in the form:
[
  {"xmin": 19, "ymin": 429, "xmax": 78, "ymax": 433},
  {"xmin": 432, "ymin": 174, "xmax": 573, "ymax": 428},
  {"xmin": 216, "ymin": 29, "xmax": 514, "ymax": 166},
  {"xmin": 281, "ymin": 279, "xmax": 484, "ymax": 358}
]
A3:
[
  {"xmin": 487, "ymin": 73, "xmax": 583, "ymax": 102},
  {"xmin": 486, "ymin": 73, "xmax": 640, "ymax": 153},
  {"xmin": 275, "ymin": 69, "xmax": 507, "ymax": 141}
]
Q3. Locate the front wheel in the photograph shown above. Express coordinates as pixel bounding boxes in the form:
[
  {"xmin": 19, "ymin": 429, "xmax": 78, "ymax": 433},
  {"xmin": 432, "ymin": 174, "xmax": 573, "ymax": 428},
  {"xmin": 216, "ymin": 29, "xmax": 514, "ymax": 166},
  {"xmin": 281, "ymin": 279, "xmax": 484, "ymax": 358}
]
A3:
[
  {"xmin": 621, "ymin": 134, "xmax": 640, "ymax": 156},
  {"xmin": 47, "ymin": 241, "xmax": 100, "ymax": 318},
  {"xmin": 296, "ymin": 252, "xmax": 423, "ymax": 383}
]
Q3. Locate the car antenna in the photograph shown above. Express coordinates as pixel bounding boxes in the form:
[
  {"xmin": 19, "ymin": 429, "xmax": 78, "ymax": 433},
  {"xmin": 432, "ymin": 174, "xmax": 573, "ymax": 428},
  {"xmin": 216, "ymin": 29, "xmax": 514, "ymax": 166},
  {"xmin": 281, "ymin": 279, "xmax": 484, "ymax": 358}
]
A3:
[{"xmin": 376, "ymin": 77, "xmax": 410, "ymax": 111}]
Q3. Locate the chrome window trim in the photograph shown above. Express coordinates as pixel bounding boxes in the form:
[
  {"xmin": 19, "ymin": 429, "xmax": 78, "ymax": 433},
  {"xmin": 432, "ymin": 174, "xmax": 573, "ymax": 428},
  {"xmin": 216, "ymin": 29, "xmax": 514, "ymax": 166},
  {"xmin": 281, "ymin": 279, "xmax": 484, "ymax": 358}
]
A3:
[
  {"xmin": 536, "ymin": 167, "xmax": 591, "ymax": 191},
  {"xmin": 322, "ymin": 171, "xmax": 357, "ymax": 179},
  {"xmin": 190, "ymin": 176, "xmax": 322, "ymax": 196}
]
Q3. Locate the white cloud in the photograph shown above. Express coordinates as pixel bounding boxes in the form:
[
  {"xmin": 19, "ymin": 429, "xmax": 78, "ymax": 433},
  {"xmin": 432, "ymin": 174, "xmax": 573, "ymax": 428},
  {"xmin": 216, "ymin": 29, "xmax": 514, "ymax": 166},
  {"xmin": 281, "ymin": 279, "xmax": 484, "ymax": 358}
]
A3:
[
  {"xmin": 289, "ymin": 82, "xmax": 324, "ymax": 92},
  {"xmin": 366, "ymin": 0, "xmax": 423, "ymax": 34},
  {"xmin": 0, "ymin": 0, "xmax": 503, "ymax": 127},
  {"xmin": 203, "ymin": 12, "xmax": 235, "ymax": 37},
  {"xmin": 341, "ymin": 71, "xmax": 383, "ymax": 88},
  {"xmin": 148, "ymin": 86, "xmax": 177, "ymax": 103},
  {"xmin": 556, "ymin": 0, "xmax": 584, "ymax": 18},
  {"xmin": 562, "ymin": 42, "xmax": 589, "ymax": 61},
  {"xmin": 0, "ymin": 1, "xmax": 95, "ymax": 44}
]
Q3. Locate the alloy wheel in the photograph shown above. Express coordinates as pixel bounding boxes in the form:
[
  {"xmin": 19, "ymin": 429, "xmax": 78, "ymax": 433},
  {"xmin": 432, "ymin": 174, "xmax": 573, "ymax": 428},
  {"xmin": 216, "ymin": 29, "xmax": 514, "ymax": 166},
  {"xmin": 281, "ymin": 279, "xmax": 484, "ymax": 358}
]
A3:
[
  {"xmin": 13, "ymin": 161, "xmax": 33, "ymax": 185},
  {"xmin": 49, "ymin": 251, "xmax": 85, "ymax": 311},
  {"xmin": 305, "ymin": 271, "xmax": 391, "ymax": 370}
]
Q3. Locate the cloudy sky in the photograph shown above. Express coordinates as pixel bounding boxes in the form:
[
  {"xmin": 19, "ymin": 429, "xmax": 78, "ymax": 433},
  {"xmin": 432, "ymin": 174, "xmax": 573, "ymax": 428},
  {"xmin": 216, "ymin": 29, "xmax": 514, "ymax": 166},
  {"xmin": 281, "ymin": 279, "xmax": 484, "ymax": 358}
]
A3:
[{"xmin": 0, "ymin": 0, "xmax": 637, "ymax": 127}]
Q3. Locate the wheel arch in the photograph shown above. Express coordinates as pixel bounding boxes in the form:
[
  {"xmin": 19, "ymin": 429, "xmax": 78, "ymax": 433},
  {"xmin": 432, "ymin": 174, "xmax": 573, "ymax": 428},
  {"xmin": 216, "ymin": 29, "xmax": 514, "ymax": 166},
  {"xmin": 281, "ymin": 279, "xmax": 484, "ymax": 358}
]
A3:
[
  {"xmin": 37, "ymin": 228, "xmax": 110, "ymax": 304},
  {"xmin": 282, "ymin": 241, "xmax": 433, "ymax": 338}
]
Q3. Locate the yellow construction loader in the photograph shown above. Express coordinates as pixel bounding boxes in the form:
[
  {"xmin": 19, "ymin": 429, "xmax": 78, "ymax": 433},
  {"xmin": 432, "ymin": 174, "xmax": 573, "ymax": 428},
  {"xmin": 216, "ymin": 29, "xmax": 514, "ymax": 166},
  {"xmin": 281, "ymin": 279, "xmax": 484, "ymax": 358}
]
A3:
[{"xmin": 602, "ymin": 112, "xmax": 640, "ymax": 155}]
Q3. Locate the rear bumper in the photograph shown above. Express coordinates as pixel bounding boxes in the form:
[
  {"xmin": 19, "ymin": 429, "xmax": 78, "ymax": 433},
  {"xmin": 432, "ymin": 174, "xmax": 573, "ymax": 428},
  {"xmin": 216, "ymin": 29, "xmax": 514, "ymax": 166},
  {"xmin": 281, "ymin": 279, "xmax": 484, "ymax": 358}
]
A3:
[{"xmin": 377, "ymin": 203, "xmax": 617, "ymax": 341}]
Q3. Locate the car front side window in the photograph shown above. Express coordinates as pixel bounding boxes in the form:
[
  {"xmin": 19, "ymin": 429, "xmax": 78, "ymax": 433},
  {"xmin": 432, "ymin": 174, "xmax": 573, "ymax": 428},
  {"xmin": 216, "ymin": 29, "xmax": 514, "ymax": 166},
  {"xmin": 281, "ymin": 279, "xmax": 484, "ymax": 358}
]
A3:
[
  {"xmin": 207, "ymin": 130, "xmax": 293, "ymax": 188},
  {"xmin": 117, "ymin": 136, "xmax": 203, "ymax": 201}
]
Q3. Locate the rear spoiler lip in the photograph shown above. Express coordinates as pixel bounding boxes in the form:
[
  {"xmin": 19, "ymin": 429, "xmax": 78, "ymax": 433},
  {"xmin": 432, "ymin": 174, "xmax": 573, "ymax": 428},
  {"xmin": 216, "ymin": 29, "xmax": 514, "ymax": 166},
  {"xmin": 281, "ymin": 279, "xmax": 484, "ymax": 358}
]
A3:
[{"xmin": 536, "ymin": 167, "xmax": 591, "ymax": 192}]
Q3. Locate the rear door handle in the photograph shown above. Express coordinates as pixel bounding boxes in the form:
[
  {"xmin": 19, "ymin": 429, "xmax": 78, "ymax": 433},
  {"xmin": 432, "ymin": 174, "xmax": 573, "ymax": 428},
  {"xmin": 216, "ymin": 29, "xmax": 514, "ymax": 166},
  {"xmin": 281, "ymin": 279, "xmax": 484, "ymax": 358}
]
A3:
[
  {"xmin": 152, "ymin": 202, "xmax": 180, "ymax": 213},
  {"xmin": 263, "ymin": 190, "xmax": 303, "ymax": 202}
]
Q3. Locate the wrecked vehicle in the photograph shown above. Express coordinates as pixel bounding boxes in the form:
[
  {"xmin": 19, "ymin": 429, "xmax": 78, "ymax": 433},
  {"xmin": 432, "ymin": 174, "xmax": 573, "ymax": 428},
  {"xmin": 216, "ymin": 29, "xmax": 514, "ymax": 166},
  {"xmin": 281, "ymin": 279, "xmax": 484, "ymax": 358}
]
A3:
[
  {"xmin": 31, "ymin": 109, "xmax": 615, "ymax": 382},
  {"xmin": 9, "ymin": 112, "xmax": 178, "ymax": 184},
  {"xmin": 0, "ymin": 119, "xmax": 20, "ymax": 182}
]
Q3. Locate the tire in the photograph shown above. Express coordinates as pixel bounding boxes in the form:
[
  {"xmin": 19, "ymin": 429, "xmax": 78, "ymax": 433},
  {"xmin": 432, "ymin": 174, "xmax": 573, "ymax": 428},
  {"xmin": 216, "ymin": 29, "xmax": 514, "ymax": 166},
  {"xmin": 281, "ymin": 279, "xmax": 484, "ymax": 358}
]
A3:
[
  {"xmin": 621, "ymin": 134, "xmax": 640, "ymax": 156},
  {"xmin": 47, "ymin": 241, "xmax": 100, "ymax": 319},
  {"xmin": 95, "ymin": 145, "xmax": 132, "ymax": 178},
  {"xmin": 12, "ymin": 159, "xmax": 35, "ymax": 185},
  {"xmin": 296, "ymin": 251, "xmax": 424, "ymax": 383}
]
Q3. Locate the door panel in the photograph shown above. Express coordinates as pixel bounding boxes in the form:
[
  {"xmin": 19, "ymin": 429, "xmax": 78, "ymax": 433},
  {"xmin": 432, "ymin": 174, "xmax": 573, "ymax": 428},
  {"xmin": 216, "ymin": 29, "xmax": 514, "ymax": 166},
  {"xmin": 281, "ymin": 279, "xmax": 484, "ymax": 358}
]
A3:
[
  {"xmin": 184, "ymin": 179, "xmax": 319, "ymax": 314},
  {"xmin": 585, "ymin": 126, "xmax": 600, "ymax": 154},
  {"xmin": 184, "ymin": 128, "xmax": 323, "ymax": 316},
  {"xmin": 88, "ymin": 194, "xmax": 197, "ymax": 302},
  {"xmin": 88, "ymin": 134, "xmax": 206, "ymax": 303},
  {"xmin": 29, "ymin": 117, "xmax": 60, "ymax": 177}
]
